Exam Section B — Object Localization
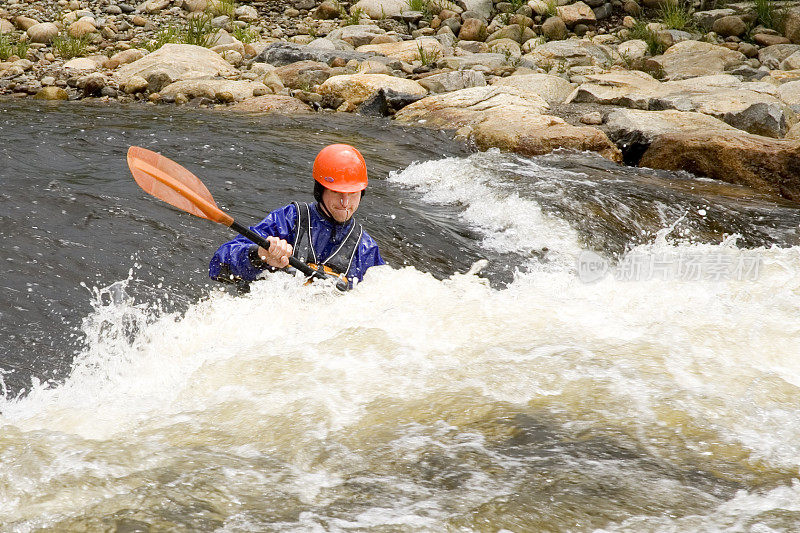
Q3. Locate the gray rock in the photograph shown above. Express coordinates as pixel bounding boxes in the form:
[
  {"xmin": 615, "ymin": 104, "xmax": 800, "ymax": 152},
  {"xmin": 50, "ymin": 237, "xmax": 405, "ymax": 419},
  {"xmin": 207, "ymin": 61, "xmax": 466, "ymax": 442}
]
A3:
[
  {"xmin": 357, "ymin": 87, "xmax": 425, "ymax": 116},
  {"xmin": 593, "ymin": 3, "xmax": 613, "ymax": 21},
  {"xmin": 692, "ymin": 8, "xmax": 736, "ymax": 31},
  {"xmin": 437, "ymin": 53, "xmax": 509, "ymax": 71},
  {"xmin": 605, "ymin": 108, "xmax": 739, "ymax": 163},
  {"xmin": 146, "ymin": 70, "xmax": 174, "ymax": 92},
  {"xmin": 542, "ymin": 16, "xmax": 567, "ymax": 41},
  {"xmin": 493, "ymin": 73, "xmax": 577, "ymax": 104},
  {"xmin": 462, "ymin": 0, "xmax": 493, "ymax": 20},
  {"xmin": 418, "ymin": 70, "xmax": 486, "ymax": 93},
  {"xmin": 712, "ymin": 15, "xmax": 746, "ymax": 38},
  {"xmin": 758, "ymin": 44, "xmax": 800, "ymax": 70},
  {"xmin": 253, "ymin": 42, "xmax": 377, "ymax": 67},
  {"xmin": 525, "ymin": 39, "xmax": 615, "ymax": 68}
]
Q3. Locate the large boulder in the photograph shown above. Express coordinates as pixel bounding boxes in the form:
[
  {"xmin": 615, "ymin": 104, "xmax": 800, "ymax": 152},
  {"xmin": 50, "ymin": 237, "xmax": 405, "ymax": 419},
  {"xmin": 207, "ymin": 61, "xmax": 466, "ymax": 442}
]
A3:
[
  {"xmin": 273, "ymin": 60, "xmax": 331, "ymax": 89},
  {"xmin": 319, "ymin": 73, "xmax": 427, "ymax": 108},
  {"xmin": 524, "ymin": 39, "xmax": 615, "ymax": 68},
  {"xmin": 418, "ymin": 70, "xmax": 486, "ymax": 93},
  {"xmin": 357, "ymin": 38, "xmax": 443, "ymax": 62},
  {"xmin": 394, "ymin": 85, "xmax": 622, "ymax": 162},
  {"xmin": 227, "ymin": 95, "xmax": 314, "ymax": 114},
  {"xmin": 160, "ymin": 79, "xmax": 270, "ymax": 101},
  {"xmin": 646, "ymin": 40, "xmax": 746, "ymax": 80},
  {"xmin": 572, "ymin": 72, "xmax": 793, "ymax": 137},
  {"xmin": 567, "ymin": 69, "xmax": 661, "ymax": 107},
  {"xmin": 114, "ymin": 44, "xmax": 236, "ymax": 86},
  {"xmin": 491, "ymin": 73, "xmax": 577, "ymax": 104},
  {"xmin": 394, "ymin": 85, "xmax": 549, "ymax": 128},
  {"xmin": 758, "ymin": 44, "xmax": 800, "ymax": 69},
  {"xmin": 640, "ymin": 132, "xmax": 800, "ymax": 201},
  {"xmin": 650, "ymin": 86, "xmax": 793, "ymax": 138},
  {"xmin": 254, "ymin": 41, "xmax": 376, "ymax": 67},
  {"xmin": 784, "ymin": 7, "xmax": 800, "ymax": 44},
  {"xmin": 469, "ymin": 111, "xmax": 622, "ymax": 162},
  {"xmin": 352, "ymin": 0, "xmax": 408, "ymax": 19},
  {"xmin": 438, "ymin": 52, "xmax": 511, "ymax": 71},
  {"xmin": 327, "ymin": 24, "xmax": 386, "ymax": 47},
  {"xmin": 605, "ymin": 108, "xmax": 740, "ymax": 163}
]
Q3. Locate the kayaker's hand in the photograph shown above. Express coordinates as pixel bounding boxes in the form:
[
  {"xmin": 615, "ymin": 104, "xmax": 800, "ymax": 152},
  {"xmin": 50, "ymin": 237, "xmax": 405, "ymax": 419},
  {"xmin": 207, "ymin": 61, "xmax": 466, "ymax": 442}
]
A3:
[{"xmin": 258, "ymin": 237, "xmax": 293, "ymax": 269}]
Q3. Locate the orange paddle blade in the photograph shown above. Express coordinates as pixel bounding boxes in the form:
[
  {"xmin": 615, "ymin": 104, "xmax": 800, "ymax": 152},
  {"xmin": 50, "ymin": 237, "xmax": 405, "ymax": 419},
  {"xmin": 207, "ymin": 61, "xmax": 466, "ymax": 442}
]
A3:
[{"xmin": 127, "ymin": 146, "xmax": 233, "ymax": 226}]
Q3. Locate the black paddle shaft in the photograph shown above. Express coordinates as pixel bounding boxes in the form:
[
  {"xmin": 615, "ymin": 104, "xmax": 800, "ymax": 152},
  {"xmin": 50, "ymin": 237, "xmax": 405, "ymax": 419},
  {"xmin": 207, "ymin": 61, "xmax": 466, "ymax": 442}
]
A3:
[{"xmin": 229, "ymin": 220, "xmax": 348, "ymax": 291}]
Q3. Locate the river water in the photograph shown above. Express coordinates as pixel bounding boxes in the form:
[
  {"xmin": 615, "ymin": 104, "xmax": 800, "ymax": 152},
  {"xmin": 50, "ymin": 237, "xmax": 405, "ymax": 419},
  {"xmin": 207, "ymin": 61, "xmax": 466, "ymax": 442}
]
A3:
[{"xmin": 1, "ymin": 100, "xmax": 800, "ymax": 531}]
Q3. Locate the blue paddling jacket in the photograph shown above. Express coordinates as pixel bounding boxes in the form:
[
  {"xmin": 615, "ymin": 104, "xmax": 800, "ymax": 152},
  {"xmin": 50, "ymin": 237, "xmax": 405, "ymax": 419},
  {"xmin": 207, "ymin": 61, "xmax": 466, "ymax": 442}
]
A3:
[{"xmin": 209, "ymin": 202, "xmax": 385, "ymax": 287}]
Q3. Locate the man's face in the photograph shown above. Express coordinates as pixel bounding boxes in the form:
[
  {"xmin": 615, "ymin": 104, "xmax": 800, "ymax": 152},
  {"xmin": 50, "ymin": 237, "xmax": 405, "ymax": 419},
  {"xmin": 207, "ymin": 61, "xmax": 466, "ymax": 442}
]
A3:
[{"xmin": 322, "ymin": 188, "xmax": 361, "ymax": 223}]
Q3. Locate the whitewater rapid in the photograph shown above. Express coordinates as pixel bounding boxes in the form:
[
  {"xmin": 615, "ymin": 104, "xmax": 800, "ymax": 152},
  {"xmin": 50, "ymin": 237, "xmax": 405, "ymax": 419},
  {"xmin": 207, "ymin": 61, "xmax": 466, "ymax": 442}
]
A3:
[{"xmin": 2, "ymin": 151, "xmax": 800, "ymax": 531}]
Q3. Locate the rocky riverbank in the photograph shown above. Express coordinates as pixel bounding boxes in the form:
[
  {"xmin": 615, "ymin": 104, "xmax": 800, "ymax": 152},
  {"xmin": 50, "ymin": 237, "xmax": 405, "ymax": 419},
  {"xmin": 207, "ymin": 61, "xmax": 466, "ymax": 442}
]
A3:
[{"xmin": 3, "ymin": 0, "xmax": 800, "ymax": 200}]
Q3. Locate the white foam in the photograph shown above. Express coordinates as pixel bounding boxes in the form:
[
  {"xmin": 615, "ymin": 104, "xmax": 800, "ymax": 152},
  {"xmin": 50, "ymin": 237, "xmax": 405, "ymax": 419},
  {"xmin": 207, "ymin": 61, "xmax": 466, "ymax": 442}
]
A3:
[{"xmin": 2, "ymin": 153, "xmax": 800, "ymax": 528}]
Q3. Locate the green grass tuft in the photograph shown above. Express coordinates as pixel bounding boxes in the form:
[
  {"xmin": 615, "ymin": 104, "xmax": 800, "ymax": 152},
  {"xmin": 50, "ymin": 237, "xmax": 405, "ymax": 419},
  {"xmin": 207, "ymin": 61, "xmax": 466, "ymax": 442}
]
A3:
[
  {"xmin": 658, "ymin": 0, "xmax": 693, "ymax": 31},
  {"xmin": 52, "ymin": 33, "xmax": 91, "ymax": 59},
  {"xmin": 144, "ymin": 24, "xmax": 182, "ymax": 52},
  {"xmin": 415, "ymin": 41, "xmax": 440, "ymax": 66},
  {"xmin": 627, "ymin": 19, "xmax": 665, "ymax": 56},
  {"xmin": 232, "ymin": 24, "xmax": 259, "ymax": 43},
  {"xmin": 184, "ymin": 13, "xmax": 216, "ymax": 47},
  {"xmin": 215, "ymin": 0, "xmax": 237, "ymax": 18},
  {"xmin": 344, "ymin": 6, "xmax": 365, "ymax": 26},
  {"xmin": 753, "ymin": 0, "xmax": 787, "ymax": 31}
]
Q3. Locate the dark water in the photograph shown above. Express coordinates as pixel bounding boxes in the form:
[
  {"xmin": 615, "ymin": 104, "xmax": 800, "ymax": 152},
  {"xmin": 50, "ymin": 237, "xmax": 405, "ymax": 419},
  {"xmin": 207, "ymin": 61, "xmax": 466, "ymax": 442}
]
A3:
[{"xmin": 0, "ymin": 100, "xmax": 477, "ymax": 395}]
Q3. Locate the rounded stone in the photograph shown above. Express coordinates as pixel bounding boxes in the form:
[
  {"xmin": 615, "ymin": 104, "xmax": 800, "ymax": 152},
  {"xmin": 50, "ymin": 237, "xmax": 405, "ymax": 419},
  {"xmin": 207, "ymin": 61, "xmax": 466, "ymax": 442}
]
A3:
[
  {"xmin": 123, "ymin": 75, "xmax": 148, "ymax": 94},
  {"xmin": 542, "ymin": 16, "xmax": 567, "ymax": 41},
  {"xmin": 68, "ymin": 19, "xmax": 96, "ymax": 38},
  {"xmin": 459, "ymin": 18, "xmax": 488, "ymax": 42},
  {"xmin": 33, "ymin": 86, "xmax": 69, "ymax": 100},
  {"xmin": 712, "ymin": 15, "xmax": 746, "ymax": 38},
  {"xmin": 26, "ymin": 22, "xmax": 59, "ymax": 44}
]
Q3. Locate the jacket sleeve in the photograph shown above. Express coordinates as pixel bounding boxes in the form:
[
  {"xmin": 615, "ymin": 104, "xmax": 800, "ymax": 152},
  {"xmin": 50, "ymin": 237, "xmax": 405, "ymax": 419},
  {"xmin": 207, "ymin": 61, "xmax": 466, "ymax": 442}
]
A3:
[
  {"xmin": 209, "ymin": 203, "xmax": 298, "ymax": 282},
  {"xmin": 350, "ymin": 232, "xmax": 386, "ymax": 284}
]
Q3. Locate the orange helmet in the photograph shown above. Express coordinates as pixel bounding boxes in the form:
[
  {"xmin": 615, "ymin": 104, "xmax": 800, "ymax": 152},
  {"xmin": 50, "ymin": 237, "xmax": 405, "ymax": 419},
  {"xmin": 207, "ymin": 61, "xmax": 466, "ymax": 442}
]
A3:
[{"xmin": 313, "ymin": 144, "xmax": 368, "ymax": 193}]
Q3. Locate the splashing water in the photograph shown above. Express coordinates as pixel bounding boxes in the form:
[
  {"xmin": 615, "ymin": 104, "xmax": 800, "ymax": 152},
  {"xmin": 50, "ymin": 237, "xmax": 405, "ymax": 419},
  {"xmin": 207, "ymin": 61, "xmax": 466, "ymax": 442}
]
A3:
[{"xmin": 3, "ymin": 132, "xmax": 800, "ymax": 530}]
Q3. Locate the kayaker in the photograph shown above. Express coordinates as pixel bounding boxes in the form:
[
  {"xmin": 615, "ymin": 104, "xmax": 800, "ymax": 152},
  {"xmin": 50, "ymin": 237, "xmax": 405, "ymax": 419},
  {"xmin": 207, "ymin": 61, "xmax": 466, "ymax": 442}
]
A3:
[{"xmin": 209, "ymin": 143, "xmax": 385, "ymax": 289}]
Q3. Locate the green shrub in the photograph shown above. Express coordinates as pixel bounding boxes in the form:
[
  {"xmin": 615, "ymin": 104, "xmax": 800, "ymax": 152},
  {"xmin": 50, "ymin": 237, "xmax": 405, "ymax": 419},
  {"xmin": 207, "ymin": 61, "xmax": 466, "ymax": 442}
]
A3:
[
  {"xmin": 52, "ymin": 33, "xmax": 91, "ymax": 59},
  {"xmin": 344, "ymin": 6, "xmax": 365, "ymax": 26},
  {"xmin": 415, "ymin": 41, "xmax": 440, "ymax": 65},
  {"xmin": 754, "ymin": 0, "xmax": 786, "ymax": 31},
  {"xmin": 232, "ymin": 24, "xmax": 259, "ymax": 43},
  {"xmin": 628, "ymin": 19, "xmax": 665, "ymax": 56},
  {"xmin": 659, "ymin": 0, "xmax": 693, "ymax": 30},
  {"xmin": 144, "ymin": 24, "xmax": 182, "ymax": 52},
  {"xmin": 184, "ymin": 13, "xmax": 216, "ymax": 47},
  {"xmin": 215, "ymin": 0, "xmax": 236, "ymax": 18}
]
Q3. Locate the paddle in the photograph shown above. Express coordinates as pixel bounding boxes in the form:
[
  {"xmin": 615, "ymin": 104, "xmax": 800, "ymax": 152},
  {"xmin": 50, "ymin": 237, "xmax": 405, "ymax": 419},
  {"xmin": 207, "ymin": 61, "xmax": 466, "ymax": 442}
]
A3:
[{"xmin": 126, "ymin": 146, "xmax": 348, "ymax": 291}]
